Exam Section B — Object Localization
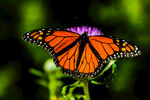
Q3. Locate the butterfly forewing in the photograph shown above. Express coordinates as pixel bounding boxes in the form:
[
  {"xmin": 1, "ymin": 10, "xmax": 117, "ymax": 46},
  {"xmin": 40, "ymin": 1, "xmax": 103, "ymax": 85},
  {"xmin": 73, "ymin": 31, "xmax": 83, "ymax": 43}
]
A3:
[
  {"xmin": 23, "ymin": 29, "xmax": 80, "ymax": 69},
  {"xmin": 89, "ymin": 36, "xmax": 141, "ymax": 63}
]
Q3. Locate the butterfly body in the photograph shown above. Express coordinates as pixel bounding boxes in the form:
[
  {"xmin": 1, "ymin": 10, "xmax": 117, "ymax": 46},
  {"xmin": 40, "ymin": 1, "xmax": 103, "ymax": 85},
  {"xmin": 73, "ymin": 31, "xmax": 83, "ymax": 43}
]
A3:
[{"xmin": 23, "ymin": 26, "xmax": 141, "ymax": 78}]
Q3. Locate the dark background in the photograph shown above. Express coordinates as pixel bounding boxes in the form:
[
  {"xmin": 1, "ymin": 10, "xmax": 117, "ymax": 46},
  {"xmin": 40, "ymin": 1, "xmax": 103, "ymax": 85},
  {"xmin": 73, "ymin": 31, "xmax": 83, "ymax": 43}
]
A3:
[{"xmin": 0, "ymin": 0, "xmax": 150, "ymax": 100}]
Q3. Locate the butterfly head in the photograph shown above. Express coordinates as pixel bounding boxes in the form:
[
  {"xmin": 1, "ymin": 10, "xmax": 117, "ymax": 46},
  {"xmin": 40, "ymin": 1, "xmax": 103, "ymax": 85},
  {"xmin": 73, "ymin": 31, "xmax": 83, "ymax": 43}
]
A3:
[
  {"xmin": 81, "ymin": 32, "xmax": 88, "ymax": 38},
  {"xmin": 66, "ymin": 26, "xmax": 103, "ymax": 36}
]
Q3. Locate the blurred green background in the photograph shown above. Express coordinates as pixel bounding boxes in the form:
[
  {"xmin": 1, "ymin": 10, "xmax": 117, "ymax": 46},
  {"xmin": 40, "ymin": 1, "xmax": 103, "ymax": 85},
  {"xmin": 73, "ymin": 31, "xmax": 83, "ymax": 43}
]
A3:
[{"xmin": 0, "ymin": 0, "xmax": 149, "ymax": 100}]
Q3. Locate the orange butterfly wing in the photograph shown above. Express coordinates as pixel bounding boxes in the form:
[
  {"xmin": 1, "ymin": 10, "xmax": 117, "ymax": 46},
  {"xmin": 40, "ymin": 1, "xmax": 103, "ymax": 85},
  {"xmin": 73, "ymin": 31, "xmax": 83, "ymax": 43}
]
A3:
[
  {"xmin": 57, "ymin": 42, "xmax": 79, "ymax": 72},
  {"xmin": 89, "ymin": 36, "xmax": 141, "ymax": 63},
  {"xmin": 77, "ymin": 43, "xmax": 103, "ymax": 78},
  {"xmin": 73, "ymin": 36, "xmax": 141, "ymax": 78},
  {"xmin": 23, "ymin": 29, "xmax": 80, "ymax": 74}
]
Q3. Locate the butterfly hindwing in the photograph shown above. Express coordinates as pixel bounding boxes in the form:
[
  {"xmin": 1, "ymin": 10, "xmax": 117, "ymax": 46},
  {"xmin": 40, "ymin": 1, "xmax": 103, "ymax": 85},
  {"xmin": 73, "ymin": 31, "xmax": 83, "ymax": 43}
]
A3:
[
  {"xmin": 57, "ymin": 42, "xmax": 79, "ymax": 72},
  {"xmin": 77, "ymin": 43, "xmax": 103, "ymax": 78}
]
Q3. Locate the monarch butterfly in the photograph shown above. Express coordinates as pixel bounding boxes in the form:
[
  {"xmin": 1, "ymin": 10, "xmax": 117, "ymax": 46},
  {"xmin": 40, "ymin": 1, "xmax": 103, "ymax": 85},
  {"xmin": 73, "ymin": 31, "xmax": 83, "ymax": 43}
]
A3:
[{"xmin": 23, "ymin": 26, "xmax": 141, "ymax": 78}]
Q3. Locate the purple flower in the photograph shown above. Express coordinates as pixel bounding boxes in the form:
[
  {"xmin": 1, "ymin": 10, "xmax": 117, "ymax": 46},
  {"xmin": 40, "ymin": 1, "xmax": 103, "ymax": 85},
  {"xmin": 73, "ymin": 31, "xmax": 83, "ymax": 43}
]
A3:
[{"xmin": 66, "ymin": 26, "xmax": 103, "ymax": 36}]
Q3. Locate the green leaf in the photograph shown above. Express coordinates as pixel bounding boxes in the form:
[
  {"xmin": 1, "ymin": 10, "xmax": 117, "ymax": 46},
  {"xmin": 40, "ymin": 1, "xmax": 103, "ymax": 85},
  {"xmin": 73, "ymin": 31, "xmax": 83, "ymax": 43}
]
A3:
[{"xmin": 29, "ymin": 68, "xmax": 44, "ymax": 77}]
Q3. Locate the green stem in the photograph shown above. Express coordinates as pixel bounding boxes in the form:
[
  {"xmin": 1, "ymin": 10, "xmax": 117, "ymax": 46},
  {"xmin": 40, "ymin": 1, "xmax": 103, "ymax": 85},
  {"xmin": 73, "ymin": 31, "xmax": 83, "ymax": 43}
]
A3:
[
  {"xmin": 82, "ymin": 79, "xmax": 90, "ymax": 100},
  {"xmin": 99, "ymin": 60, "xmax": 116, "ymax": 76}
]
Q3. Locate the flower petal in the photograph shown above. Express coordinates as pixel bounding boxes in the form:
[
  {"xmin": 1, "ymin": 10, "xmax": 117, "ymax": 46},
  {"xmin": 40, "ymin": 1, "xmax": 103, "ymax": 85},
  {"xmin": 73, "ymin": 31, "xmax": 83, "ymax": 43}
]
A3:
[{"xmin": 66, "ymin": 26, "xmax": 103, "ymax": 36}]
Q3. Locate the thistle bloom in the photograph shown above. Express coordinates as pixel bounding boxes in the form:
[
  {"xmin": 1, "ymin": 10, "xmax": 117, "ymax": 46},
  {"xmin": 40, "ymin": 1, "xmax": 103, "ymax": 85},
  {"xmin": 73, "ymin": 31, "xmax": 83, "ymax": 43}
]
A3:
[{"xmin": 67, "ymin": 26, "xmax": 103, "ymax": 36}]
